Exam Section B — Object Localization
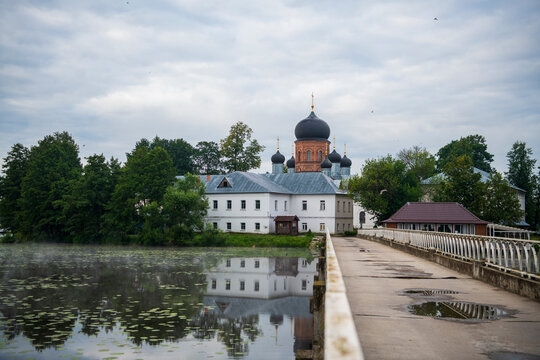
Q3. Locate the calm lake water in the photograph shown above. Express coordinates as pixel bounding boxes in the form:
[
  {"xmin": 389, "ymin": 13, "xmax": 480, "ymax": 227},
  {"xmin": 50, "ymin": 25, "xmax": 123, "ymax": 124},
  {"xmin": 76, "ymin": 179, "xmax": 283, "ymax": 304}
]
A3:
[{"xmin": 0, "ymin": 244, "xmax": 317, "ymax": 360}]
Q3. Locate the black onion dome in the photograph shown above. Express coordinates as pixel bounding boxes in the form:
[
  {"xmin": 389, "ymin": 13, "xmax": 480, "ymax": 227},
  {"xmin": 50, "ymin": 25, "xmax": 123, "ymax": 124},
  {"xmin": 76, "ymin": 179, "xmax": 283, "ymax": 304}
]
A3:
[
  {"xmin": 340, "ymin": 154, "xmax": 352, "ymax": 167},
  {"xmin": 321, "ymin": 156, "xmax": 332, "ymax": 168},
  {"xmin": 294, "ymin": 111, "xmax": 331, "ymax": 141},
  {"xmin": 286, "ymin": 156, "xmax": 295, "ymax": 168},
  {"xmin": 271, "ymin": 150, "xmax": 285, "ymax": 164},
  {"xmin": 328, "ymin": 150, "xmax": 341, "ymax": 163}
]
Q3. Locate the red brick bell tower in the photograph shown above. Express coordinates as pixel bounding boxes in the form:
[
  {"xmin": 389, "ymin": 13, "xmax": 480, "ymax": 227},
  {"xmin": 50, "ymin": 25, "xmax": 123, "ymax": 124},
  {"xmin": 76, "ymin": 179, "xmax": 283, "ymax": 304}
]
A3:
[{"xmin": 294, "ymin": 95, "xmax": 331, "ymax": 173}]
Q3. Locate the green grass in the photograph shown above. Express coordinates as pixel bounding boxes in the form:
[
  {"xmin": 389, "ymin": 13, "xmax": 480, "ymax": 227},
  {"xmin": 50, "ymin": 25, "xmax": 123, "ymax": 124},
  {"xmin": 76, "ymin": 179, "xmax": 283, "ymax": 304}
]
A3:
[{"xmin": 190, "ymin": 231, "xmax": 313, "ymax": 248}]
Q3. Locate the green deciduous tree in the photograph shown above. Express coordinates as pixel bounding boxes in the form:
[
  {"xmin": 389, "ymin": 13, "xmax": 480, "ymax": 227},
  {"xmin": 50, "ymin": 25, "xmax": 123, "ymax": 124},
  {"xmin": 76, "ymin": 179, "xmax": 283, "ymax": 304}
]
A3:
[
  {"xmin": 436, "ymin": 135, "xmax": 493, "ymax": 173},
  {"xmin": 483, "ymin": 172, "xmax": 523, "ymax": 225},
  {"xmin": 348, "ymin": 156, "xmax": 422, "ymax": 224},
  {"xmin": 103, "ymin": 147, "xmax": 175, "ymax": 242},
  {"xmin": 162, "ymin": 174, "xmax": 208, "ymax": 245},
  {"xmin": 130, "ymin": 137, "xmax": 196, "ymax": 175},
  {"xmin": 433, "ymin": 155, "xmax": 486, "ymax": 217},
  {"xmin": 506, "ymin": 141, "xmax": 537, "ymax": 227},
  {"xmin": 18, "ymin": 132, "xmax": 82, "ymax": 241},
  {"xmin": 57, "ymin": 155, "xmax": 120, "ymax": 243},
  {"xmin": 0, "ymin": 143, "xmax": 29, "ymax": 233},
  {"xmin": 397, "ymin": 146, "xmax": 436, "ymax": 181},
  {"xmin": 194, "ymin": 141, "xmax": 223, "ymax": 174},
  {"xmin": 220, "ymin": 122, "xmax": 264, "ymax": 172}
]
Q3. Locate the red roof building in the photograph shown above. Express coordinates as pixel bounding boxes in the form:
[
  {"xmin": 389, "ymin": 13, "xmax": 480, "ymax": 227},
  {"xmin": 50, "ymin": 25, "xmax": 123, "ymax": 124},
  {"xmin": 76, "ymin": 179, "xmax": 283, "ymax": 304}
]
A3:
[{"xmin": 382, "ymin": 202, "xmax": 488, "ymax": 235}]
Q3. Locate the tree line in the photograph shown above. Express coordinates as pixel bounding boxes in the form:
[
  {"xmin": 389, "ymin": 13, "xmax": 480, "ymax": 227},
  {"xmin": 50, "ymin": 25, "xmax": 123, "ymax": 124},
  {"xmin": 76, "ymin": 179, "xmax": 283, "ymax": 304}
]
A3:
[
  {"xmin": 0, "ymin": 122, "xmax": 264, "ymax": 244},
  {"xmin": 348, "ymin": 135, "xmax": 540, "ymax": 230}
]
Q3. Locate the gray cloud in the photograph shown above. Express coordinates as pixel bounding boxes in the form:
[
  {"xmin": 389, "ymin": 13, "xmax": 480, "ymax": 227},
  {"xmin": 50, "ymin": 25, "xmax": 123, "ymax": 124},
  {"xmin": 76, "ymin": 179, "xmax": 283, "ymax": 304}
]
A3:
[{"xmin": 1, "ymin": 0, "xmax": 539, "ymax": 175}]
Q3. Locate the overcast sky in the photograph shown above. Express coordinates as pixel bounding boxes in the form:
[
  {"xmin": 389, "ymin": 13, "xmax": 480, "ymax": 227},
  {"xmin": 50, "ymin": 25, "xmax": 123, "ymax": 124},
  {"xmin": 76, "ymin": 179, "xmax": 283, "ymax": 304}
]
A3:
[{"xmin": 1, "ymin": 0, "xmax": 539, "ymax": 175}]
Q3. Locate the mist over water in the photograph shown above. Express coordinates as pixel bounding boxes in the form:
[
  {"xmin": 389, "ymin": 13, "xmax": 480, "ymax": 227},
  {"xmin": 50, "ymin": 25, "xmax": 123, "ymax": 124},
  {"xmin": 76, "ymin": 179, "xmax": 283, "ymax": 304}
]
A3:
[{"xmin": 0, "ymin": 244, "xmax": 316, "ymax": 359}]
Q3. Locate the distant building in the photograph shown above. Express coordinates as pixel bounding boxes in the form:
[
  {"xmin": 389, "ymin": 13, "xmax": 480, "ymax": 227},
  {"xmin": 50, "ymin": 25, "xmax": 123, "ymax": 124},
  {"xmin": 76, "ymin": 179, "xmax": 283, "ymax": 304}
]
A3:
[
  {"xmin": 201, "ymin": 172, "xmax": 353, "ymax": 235},
  {"xmin": 421, "ymin": 168, "xmax": 527, "ymax": 227},
  {"xmin": 196, "ymin": 101, "xmax": 354, "ymax": 235},
  {"xmin": 382, "ymin": 202, "xmax": 489, "ymax": 235},
  {"xmin": 353, "ymin": 203, "xmax": 377, "ymax": 229}
]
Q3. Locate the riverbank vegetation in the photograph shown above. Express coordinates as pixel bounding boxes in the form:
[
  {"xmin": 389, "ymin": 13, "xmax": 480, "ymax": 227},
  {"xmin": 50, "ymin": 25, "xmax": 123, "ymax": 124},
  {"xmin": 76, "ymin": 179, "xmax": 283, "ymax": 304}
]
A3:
[
  {"xmin": 0, "ymin": 127, "xmax": 271, "ymax": 246},
  {"xmin": 348, "ymin": 136, "xmax": 539, "ymax": 230}
]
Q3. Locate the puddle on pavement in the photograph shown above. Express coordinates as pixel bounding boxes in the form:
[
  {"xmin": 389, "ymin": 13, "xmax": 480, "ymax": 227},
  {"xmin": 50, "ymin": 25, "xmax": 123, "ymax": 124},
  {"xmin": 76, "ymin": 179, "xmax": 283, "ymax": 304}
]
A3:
[
  {"xmin": 486, "ymin": 351, "xmax": 540, "ymax": 360},
  {"xmin": 404, "ymin": 289, "xmax": 459, "ymax": 296},
  {"xmin": 409, "ymin": 301, "xmax": 509, "ymax": 321}
]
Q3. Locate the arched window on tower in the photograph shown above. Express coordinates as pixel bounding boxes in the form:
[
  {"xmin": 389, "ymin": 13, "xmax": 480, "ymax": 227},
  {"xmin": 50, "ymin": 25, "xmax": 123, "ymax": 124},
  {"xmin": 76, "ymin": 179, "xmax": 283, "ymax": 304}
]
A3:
[
  {"xmin": 298, "ymin": 151, "xmax": 301, "ymax": 162},
  {"xmin": 307, "ymin": 150, "xmax": 311, "ymax": 162},
  {"xmin": 318, "ymin": 150, "xmax": 322, "ymax": 161}
]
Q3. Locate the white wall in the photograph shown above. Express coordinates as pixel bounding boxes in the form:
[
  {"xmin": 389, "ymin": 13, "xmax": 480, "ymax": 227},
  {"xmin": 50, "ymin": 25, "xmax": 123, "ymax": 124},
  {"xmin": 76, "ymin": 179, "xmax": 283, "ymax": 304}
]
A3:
[
  {"xmin": 353, "ymin": 202, "xmax": 377, "ymax": 229},
  {"xmin": 205, "ymin": 192, "xmax": 353, "ymax": 234},
  {"xmin": 334, "ymin": 195, "xmax": 354, "ymax": 233},
  {"xmin": 204, "ymin": 257, "xmax": 318, "ymax": 299},
  {"xmin": 206, "ymin": 193, "xmax": 273, "ymax": 233}
]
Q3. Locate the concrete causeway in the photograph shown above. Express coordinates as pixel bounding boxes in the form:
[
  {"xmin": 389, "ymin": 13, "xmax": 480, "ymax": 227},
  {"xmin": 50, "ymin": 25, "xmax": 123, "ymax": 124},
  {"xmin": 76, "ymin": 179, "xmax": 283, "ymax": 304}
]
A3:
[{"xmin": 333, "ymin": 236, "xmax": 540, "ymax": 360}]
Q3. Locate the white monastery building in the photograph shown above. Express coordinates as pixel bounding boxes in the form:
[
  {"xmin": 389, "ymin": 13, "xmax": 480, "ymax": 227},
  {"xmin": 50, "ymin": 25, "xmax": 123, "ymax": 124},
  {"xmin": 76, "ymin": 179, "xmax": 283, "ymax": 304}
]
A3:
[{"xmin": 199, "ymin": 101, "xmax": 354, "ymax": 235}]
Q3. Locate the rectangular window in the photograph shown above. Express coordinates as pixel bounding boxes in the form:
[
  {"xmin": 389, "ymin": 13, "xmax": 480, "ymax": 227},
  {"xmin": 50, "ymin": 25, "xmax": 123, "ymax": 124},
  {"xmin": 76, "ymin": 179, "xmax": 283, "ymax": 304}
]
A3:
[
  {"xmin": 213, "ymin": 200, "xmax": 218, "ymax": 209},
  {"xmin": 437, "ymin": 224, "xmax": 451, "ymax": 233},
  {"xmin": 274, "ymin": 279, "xmax": 277, "ymax": 291},
  {"xmin": 302, "ymin": 223, "xmax": 307, "ymax": 231},
  {"xmin": 320, "ymin": 200, "xmax": 325, "ymax": 211},
  {"xmin": 343, "ymin": 202, "xmax": 346, "ymax": 212},
  {"xmin": 302, "ymin": 200, "xmax": 307, "ymax": 210},
  {"xmin": 302, "ymin": 279, "xmax": 307, "ymax": 291},
  {"xmin": 284, "ymin": 201, "xmax": 287, "ymax": 211},
  {"xmin": 213, "ymin": 222, "xmax": 218, "ymax": 229},
  {"xmin": 241, "ymin": 200, "xmax": 246, "ymax": 210},
  {"xmin": 240, "ymin": 259, "xmax": 245, "ymax": 268},
  {"xmin": 254, "ymin": 280, "xmax": 259, "ymax": 292},
  {"xmin": 348, "ymin": 202, "xmax": 351, "ymax": 212},
  {"xmin": 255, "ymin": 200, "xmax": 260, "ymax": 210},
  {"xmin": 241, "ymin": 222, "xmax": 246, "ymax": 231},
  {"xmin": 225, "ymin": 279, "xmax": 231, "ymax": 290},
  {"xmin": 337, "ymin": 201, "xmax": 340, "ymax": 212},
  {"xmin": 227, "ymin": 222, "xmax": 231, "ymax": 230},
  {"xmin": 301, "ymin": 259, "xmax": 308, "ymax": 267},
  {"xmin": 227, "ymin": 200, "xmax": 232, "ymax": 210},
  {"xmin": 240, "ymin": 280, "xmax": 245, "ymax": 291},
  {"xmin": 226, "ymin": 259, "xmax": 231, "ymax": 267},
  {"xmin": 255, "ymin": 222, "xmax": 260, "ymax": 231},
  {"xmin": 211, "ymin": 279, "xmax": 216, "ymax": 289},
  {"xmin": 275, "ymin": 200, "xmax": 278, "ymax": 211},
  {"xmin": 255, "ymin": 260, "xmax": 260, "ymax": 268},
  {"xmin": 470, "ymin": 225, "xmax": 475, "ymax": 235},
  {"xmin": 320, "ymin": 223, "xmax": 326, "ymax": 231}
]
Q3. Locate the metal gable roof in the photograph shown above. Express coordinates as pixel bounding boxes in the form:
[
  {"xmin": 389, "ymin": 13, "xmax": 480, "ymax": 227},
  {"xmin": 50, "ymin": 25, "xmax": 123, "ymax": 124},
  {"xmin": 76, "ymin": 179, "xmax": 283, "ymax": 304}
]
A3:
[
  {"xmin": 382, "ymin": 202, "xmax": 489, "ymax": 224},
  {"xmin": 201, "ymin": 172, "xmax": 345, "ymax": 195},
  {"xmin": 204, "ymin": 172, "xmax": 291, "ymax": 194},
  {"xmin": 265, "ymin": 172, "xmax": 345, "ymax": 195}
]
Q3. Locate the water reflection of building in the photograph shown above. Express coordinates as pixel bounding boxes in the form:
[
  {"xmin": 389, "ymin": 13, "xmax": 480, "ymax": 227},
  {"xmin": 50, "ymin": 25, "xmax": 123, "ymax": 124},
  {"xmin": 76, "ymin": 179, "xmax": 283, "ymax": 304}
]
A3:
[
  {"xmin": 205, "ymin": 257, "xmax": 317, "ymax": 299},
  {"xmin": 203, "ymin": 257, "xmax": 317, "ymax": 354}
]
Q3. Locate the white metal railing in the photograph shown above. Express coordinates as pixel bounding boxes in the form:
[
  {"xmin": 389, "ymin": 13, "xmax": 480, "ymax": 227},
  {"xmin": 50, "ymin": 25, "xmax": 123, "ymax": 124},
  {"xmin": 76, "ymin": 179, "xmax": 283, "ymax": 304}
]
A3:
[
  {"xmin": 358, "ymin": 228, "xmax": 540, "ymax": 279},
  {"xmin": 325, "ymin": 229, "xmax": 364, "ymax": 360}
]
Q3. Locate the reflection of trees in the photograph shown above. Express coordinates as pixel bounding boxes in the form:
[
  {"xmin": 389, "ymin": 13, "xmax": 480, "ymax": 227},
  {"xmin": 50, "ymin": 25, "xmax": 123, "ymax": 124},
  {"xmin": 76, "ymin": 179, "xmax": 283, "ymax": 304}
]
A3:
[
  {"xmin": 0, "ymin": 248, "xmax": 213, "ymax": 350},
  {"xmin": 190, "ymin": 311, "xmax": 262, "ymax": 356}
]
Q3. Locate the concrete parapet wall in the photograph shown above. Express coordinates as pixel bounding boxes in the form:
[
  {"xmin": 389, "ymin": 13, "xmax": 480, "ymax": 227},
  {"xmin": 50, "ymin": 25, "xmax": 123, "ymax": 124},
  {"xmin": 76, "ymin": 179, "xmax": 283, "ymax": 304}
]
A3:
[
  {"xmin": 325, "ymin": 230, "xmax": 364, "ymax": 360},
  {"xmin": 361, "ymin": 235, "xmax": 540, "ymax": 302}
]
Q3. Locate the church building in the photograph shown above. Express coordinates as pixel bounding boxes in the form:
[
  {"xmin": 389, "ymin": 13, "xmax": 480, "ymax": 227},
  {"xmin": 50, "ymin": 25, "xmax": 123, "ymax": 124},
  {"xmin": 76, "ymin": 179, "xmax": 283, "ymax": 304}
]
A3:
[{"xmin": 202, "ymin": 101, "xmax": 354, "ymax": 235}]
